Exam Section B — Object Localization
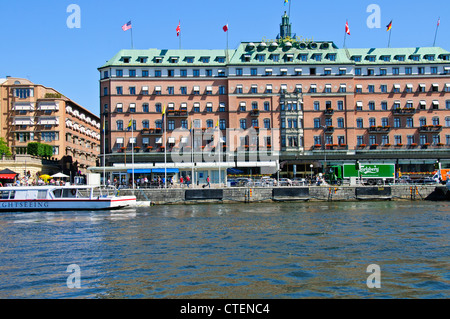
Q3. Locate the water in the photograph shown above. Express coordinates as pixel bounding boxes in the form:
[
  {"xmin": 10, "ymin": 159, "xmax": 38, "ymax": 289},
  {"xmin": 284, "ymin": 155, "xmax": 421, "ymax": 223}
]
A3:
[{"xmin": 0, "ymin": 201, "xmax": 448, "ymax": 299}]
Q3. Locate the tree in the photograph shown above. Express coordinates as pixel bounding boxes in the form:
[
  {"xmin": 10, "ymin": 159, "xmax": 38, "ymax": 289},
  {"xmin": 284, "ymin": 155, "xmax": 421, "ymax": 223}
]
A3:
[
  {"xmin": 27, "ymin": 142, "xmax": 54, "ymax": 158},
  {"xmin": 0, "ymin": 137, "xmax": 12, "ymax": 157}
]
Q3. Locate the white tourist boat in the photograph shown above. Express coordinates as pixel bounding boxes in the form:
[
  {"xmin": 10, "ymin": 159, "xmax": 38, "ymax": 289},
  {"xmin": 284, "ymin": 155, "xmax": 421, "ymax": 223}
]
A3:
[{"xmin": 0, "ymin": 185, "xmax": 136, "ymax": 212}]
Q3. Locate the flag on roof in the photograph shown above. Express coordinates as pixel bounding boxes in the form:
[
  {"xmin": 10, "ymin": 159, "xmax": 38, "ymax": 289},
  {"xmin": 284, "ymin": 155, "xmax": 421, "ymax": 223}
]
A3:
[
  {"xmin": 345, "ymin": 20, "xmax": 351, "ymax": 35},
  {"xmin": 437, "ymin": 18, "xmax": 440, "ymax": 26},
  {"xmin": 122, "ymin": 21, "xmax": 132, "ymax": 31},
  {"xmin": 386, "ymin": 20, "xmax": 393, "ymax": 31},
  {"xmin": 223, "ymin": 24, "xmax": 228, "ymax": 32},
  {"xmin": 176, "ymin": 21, "xmax": 181, "ymax": 37}
]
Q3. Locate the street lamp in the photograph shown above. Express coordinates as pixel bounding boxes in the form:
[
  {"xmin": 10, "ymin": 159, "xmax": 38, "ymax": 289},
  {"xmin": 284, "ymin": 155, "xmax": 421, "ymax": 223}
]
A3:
[{"xmin": 310, "ymin": 164, "xmax": 314, "ymax": 182}]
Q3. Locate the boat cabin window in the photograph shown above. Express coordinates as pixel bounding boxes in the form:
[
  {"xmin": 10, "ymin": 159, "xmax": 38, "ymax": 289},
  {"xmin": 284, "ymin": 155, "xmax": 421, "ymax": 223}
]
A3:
[
  {"xmin": 53, "ymin": 189, "xmax": 63, "ymax": 198},
  {"xmin": 0, "ymin": 190, "xmax": 11, "ymax": 199},
  {"xmin": 62, "ymin": 189, "xmax": 79, "ymax": 198},
  {"xmin": 14, "ymin": 190, "xmax": 47, "ymax": 200}
]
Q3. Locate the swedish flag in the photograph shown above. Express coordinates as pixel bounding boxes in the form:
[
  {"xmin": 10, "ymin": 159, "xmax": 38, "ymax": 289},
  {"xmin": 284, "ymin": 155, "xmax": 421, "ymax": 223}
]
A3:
[{"xmin": 127, "ymin": 119, "xmax": 132, "ymax": 131}]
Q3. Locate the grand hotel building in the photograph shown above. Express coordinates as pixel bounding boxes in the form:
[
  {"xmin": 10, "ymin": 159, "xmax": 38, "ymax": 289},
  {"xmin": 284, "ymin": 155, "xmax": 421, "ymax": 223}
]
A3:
[{"xmin": 98, "ymin": 14, "xmax": 450, "ymax": 179}]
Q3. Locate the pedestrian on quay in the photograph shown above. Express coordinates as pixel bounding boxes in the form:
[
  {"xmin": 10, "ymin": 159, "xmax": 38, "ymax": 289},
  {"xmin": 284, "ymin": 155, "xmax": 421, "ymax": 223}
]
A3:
[
  {"xmin": 186, "ymin": 175, "xmax": 191, "ymax": 188},
  {"xmin": 180, "ymin": 176, "xmax": 184, "ymax": 188},
  {"xmin": 206, "ymin": 176, "xmax": 210, "ymax": 188}
]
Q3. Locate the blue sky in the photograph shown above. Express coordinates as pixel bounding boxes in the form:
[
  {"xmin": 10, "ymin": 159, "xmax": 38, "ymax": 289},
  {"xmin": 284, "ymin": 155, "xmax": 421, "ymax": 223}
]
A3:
[{"xmin": 1, "ymin": 0, "xmax": 449, "ymax": 115}]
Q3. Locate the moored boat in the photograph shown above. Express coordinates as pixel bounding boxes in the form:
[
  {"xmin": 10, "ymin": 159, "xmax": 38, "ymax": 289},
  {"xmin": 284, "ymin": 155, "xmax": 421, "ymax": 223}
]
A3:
[{"xmin": 0, "ymin": 185, "xmax": 136, "ymax": 212}]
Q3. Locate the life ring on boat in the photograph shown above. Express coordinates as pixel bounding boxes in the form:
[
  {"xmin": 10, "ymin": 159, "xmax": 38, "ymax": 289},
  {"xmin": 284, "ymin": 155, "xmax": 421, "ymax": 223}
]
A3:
[{"xmin": 71, "ymin": 189, "xmax": 77, "ymax": 196}]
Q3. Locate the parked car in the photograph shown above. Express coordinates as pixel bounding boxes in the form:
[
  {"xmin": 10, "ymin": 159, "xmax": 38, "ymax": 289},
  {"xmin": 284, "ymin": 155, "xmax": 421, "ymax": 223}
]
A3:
[
  {"xmin": 415, "ymin": 177, "xmax": 439, "ymax": 185},
  {"xmin": 236, "ymin": 178, "xmax": 252, "ymax": 187},
  {"xmin": 279, "ymin": 178, "xmax": 293, "ymax": 186}
]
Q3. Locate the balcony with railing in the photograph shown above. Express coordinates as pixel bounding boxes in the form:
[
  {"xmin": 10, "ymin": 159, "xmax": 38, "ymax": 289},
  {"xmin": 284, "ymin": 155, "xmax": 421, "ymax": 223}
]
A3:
[
  {"xmin": 368, "ymin": 126, "xmax": 391, "ymax": 133},
  {"xmin": 392, "ymin": 107, "xmax": 416, "ymax": 115},
  {"xmin": 419, "ymin": 125, "xmax": 442, "ymax": 132}
]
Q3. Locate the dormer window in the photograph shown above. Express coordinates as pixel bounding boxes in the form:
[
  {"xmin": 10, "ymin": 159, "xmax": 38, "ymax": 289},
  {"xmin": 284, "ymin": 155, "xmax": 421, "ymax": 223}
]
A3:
[
  {"xmin": 312, "ymin": 54, "xmax": 322, "ymax": 62},
  {"xmin": 170, "ymin": 57, "xmax": 179, "ymax": 63},
  {"xmin": 186, "ymin": 57, "xmax": 194, "ymax": 63},
  {"xmin": 257, "ymin": 54, "xmax": 266, "ymax": 62},
  {"xmin": 217, "ymin": 57, "xmax": 226, "ymax": 63},
  {"xmin": 353, "ymin": 56, "xmax": 362, "ymax": 62},
  {"xmin": 410, "ymin": 55, "xmax": 420, "ymax": 61},
  {"xmin": 243, "ymin": 54, "xmax": 251, "ymax": 62},
  {"xmin": 200, "ymin": 57, "xmax": 210, "ymax": 63},
  {"xmin": 380, "ymin": 55, "xmax": 391, "ymax": 62},
  {"xmin": 395, "ymin": 55, "xmax": 405, "ymax": 61},
  {"xmin": 425, "ymin": 55, "xmax": 435, "ymax": 61},
  {"xmin": 155, "ymin": 57, "xmax": 163, "ymax": 63},
  {"xmin": 123, "ymin": 57, "xmax": 130, "ymax": 63},
  {"xmin": 138, "ymin": 57, "xmax": 147, "ymax": 63},
  {"xmin": 366, "ymin": 55, "xmax": 376, "ymax": 62},
  {"xmin": 327, "ymin": 53, "xmax": 336, "ymax": 61}
]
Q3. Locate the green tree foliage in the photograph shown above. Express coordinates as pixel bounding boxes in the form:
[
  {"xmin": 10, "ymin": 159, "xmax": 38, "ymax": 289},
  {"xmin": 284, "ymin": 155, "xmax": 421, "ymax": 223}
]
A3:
[
  {"xmin": 0, "ymin": 137, "xmax": 12, "ymax": 157},
  {"xmin": 27, "ymin": 142, "xmax": 53, "ymax": 158}
]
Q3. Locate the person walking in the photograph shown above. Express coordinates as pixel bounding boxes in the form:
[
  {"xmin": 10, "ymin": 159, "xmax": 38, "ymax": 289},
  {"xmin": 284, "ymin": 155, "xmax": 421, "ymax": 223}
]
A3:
[{"xmin": 206, "ymin": 176, "xmax": 210, "ymax": 188}]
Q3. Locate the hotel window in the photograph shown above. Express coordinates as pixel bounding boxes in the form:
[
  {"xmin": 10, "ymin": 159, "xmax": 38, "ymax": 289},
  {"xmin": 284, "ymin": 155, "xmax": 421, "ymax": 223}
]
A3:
[
  {"xmin": 239, "ymin": 102, "xmax": 246, "ymax": 112},
  {"xmin": 314, "ymin": 101, "xmax": 320, "ymax": 111},
  {"xmin": 444, "ymin": 67, "xmax": 450, "ymax": 75},
  {"xmin": 116, "ymin": 87, "xmax": 123, "ymax": 95},
  {"xmin": 103, "ymin": 87, "xmax": 108, "ymax": 96},
  {"xmin": 355, "ymin": 85, "xmax": 362, "ymax": 93},
  {"xmin": 339, "ymin": 68, "xmax": 347, "ymax": 75},
  {"xmin": 142, "ymin": 138, "xmax": 149, "ymax": 147},
  {"xmin": 251, "ymin": 102, "xmax": 258, "ymax": 110},
  {"xmin": 325, "ymin": 118, "xmax": 332, "ymax": 127},
  {"xmin": 272, "ymin": 54, "xmax": 280, "ymax": 62},
  {"xmin": 394, "ymin": 118, "xmax": 401, "ymax": 128},
  {"xmin": 116, "ymin": 103, "xmax": 123, "ymax": 113},
  {"xmin": 251, "ymin": 85, "xmax": 258, "ymax": 94},
  {"xmin": 236, "ymin": 85, "xmax": 243, "ymax": 94},
  {"xmin": 129, "ymin": 69, "xmax": 136, "ymax": 77},
  {"xmin": 406, "ymin": 118, "xmax": 414, "ymax": 128},
  {"xmin": 129, "ymin": 87, "xmax": 136, "ymax": 95},
  {"xmin": 257, "ymin": 54, "xmax": 265, "ymax": 62},
  {"xmin": 180, "ymin": 86, "xmax": 187, "ymax": 95},
  {"xmin": 299, "ymin": 54, "xmax": 308, "ymax": 62},
  {"xmin": 219, "ymin": 86, "xmax": 226, "ymax": 95},
  {"xmin": 205, "ymin": 69, "xmax": 212, "ymax": 77},
  {"xmin": 431, "ymin": 67, "xmax": 438, "ymax": 74},
  {"xmin": 324, "ymin": 69, "xmax": 332, "ymax": 76},
  {"xmin": 432, "ymin": 100, "xmax": 439, "ymax": 109},
  {"xmin": 337, "ymin": 118, "xmax": 344, "ymax": 128},
  {"xmin": 314, "ymin": 118, "xmax": 321, "ymax": 128},
  {"xmin": 142, "ymin": 103, "xmax": 149, "ymax": 113},
  {"xmin": 368, "ymin": 85, "xmax": 375, "ymax": 93},
  {"xmin": 295, "ymin": 68, "xmax": 302, "ymax": 76},
  {"xmin": 446, "ymin": 84, "xmax": 450, "ymax": 93},
  {"xmin": 393, "ymin": 68, "xmax": 399, "ymax": 75},
  {"xmin": 116, "ymin": 70, "xmax": 123, "ymax": 77},
  {"xmin": 264, "ymin": 119, "xmax": 271, "ymax": 129},
  {"xmin": 219, "ymin": 103, "xmax": 226, "ymax": 112},
  {"xmin": 432, "ymin": 84, "xmax": 440, "ymax": 92},
  {"xmin": 217, "ymin": 57, "xmax": 226, "ymax": 63},
  {"xmin": 155, "ymin": 103, "xmax": 162, "ymax": 113},
  {"xmin": 206, "ymin": 103, "xmax": 213, "ymax": 113},
  {"xmin": 393, "ymin": 84, "xmax": 401, "ymax": 93},
  {"xmin": 369, "ymin": 135, "xmax": 377, "ymax": 145},
  {"xmin": 286, "ymin": 54, "xmax": 294, "ymax": 62},
  {"xmin": 337, "ymin": 101, "xmax": 344, "ymax": 111},
  {"xmin": 180, "ymin": 69, "xmax": 187, "ymax": 77},
  {"xmin": 419, "ymin": 84, "xmax": 426, "ymax": 92},
  {"xmin": 433, "ymin": 135, "xmax": 440, "ymax": 145},
  {"xmin": 310, "ymin": 85, "xmax": 317, "ymax": 93},
  {"xmin": 339, "ymin": 84, "xmax": 347, "ymax": 93},
  {"xmin": 155, "ymin": 70, "xmax": 161, "ymax": 77},
  {"xmin": 446, "ymin": 100, "xmax": 450, "ymax": 109},
  {"xmin": 167, "ymin": 87, "xmax": 174, "ymax": 95},
  {"xmin": 380, "ymin": 85, "xmax": 387, "ymax": 93},
  {"xmin": 419, "ymin": 117, "xmax": 427, "ymax": 127},
  {"xmin": 432, "ymin": 117, "xmax": 440, "ymax": 126},
  {"xmin": 168, "ymin": 120, "xmax": 175, "ymax": 131},
  {"xmin": 142, "ymin": 70, "xmax": 149, "ymax": 77},
  {"xmin": 418, "ymin": 67, "xmax": 425, "ymax": 75},
  {"xmin": 410, "ymin": 55, "xmax": 420, "ymax": 61},
  {"xmin": 280, "ymin": 84, "xmax": 287, "ymax": 93},
  {"xmin": 193, "ymin": 69, "xmax": 200, "ymax": 77},
  {"xmin": 397, "ymin": 55, "xmax": 405, "ymax": 61},
  {"xmin": 219, "ymin": 119, "xmax": 226, "ymax": 130},
  {"xmin": 356, "ymin": 118, "xmax": 363, "ymax": 128},
  {"xmin": 240, "ymin": 119, "xmax": 247, "ymax": 130},
  {"xmin": 155, "ymin": 120, "xmax": 162, "ymax": 129},
  {"xmin": 367, "ymin": 69, "xmax": 375, "ymax": 76},
  {"xmin": 116, "ymin": 120, "xmax": 123, "ymax": 131},
  {"xmin": 394, "ymin": 135, "xmax": 402, "ymax": 145},
  {"xmin": 381, "ymin": 118, "xmax": 389, "ymax": 127},
  {"xmin": 218, "ymin": 70, "xmax": 226, "ymax": 77},
  {"xmin": 265, "ymin": 69, "xmax": 273, "ymax": 76},
  {"xmin": 380, "ymin": 69, "xmax": 387, "ymax": 76},
  {"xmin": 201, "ymin": 57, "xmax": 210, "ymax": 63},
  {"xmin": 236, "ymin": 68, "xmax": 243, "ymax": 76},
  {"xmin": 314, "ymin": 136, "xmax": 322, "ymax": 146},
  {"xmin": 193, "ymin": 103, "xmax": 200, "ymax": 113},
  {"xmin": 205, "ymin": 86, "xmax": 213, "ymax": 95},
  {"xmin": 129, "ymin": 103, "xmax": 136, "ymax": 113},
  {"xmin": 382, "ymin": 135, "xmax": 390, "ymax": 145},
  {"xmin": 420, "ymin": 135, "xmax": 427, "ymax": 145},
  {"xmin": 310, "ymin": 68, "xmax": 316, "ymax": 76},
  {"xmin": 193, "ymin": 86, "xmax": 200, "ymax": 95},
  {"xmin": 168, "ymin": 70, "xmax": 175, "ymax": 77},
  {"xmin": 446, "ymin": 135, "xmax": 450, "ymax": 145},
  {"xmin": 405, "ymin": 67, "xmax": 412, "ymax": 75},
  {"xmin": 369, "ymin": 118, "xmax": 376, "ymax": 127},
  {"xmin": 356, "ymin": 101, "xmax": 363, "ymax": 111},
  {"xmin": 280, "ymin": 69, "xmax": 288, "ymax": 76},
  {"xmin": 186, "ymin": 57, "xmax": 194, "ymax": 63},
  {"xmin": 313, "ymin": 54, "xmax": 322, "ymax": 62},
  {"xmin": 296, "ymin": 84, "xmax": 302, "ymax": 93},
  {"xmin": 355, "ymin": 68, "xmax": 362, "ymax": 76},
  {"xmin": 251, "ymin": 119, "xmax": 259, "ymax": 128},
  {"xmin": 325, "ymin": 85, "xmax": 332, "ymax": 93},
  {"xmin": 369, "ymin": 102, "xmax": 375, "ymax": 111},
  {"xmin": 357, "ymin": 136, "xmax": 364, "ymax": 146},
  {"xmin": 142, "ymin": 120, "xmax": 149, "ymax": 129},
  {"xmin": 103, "ymin": 71, "xmax": 109, "ymax": 79},
  {"xmin": 328, "ymin": 54, "xmax": 336, "ymax": 61},
  {"xmin": 206, "ymin": 120, "xmax": 214, "ymax": 128},
  {"xmin": 406, "ymin": 84, "xmax": 413, "ymax": 93}
]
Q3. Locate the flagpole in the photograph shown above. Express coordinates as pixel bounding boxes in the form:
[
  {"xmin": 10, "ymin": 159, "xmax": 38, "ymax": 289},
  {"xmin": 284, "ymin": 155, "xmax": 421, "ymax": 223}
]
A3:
[
  {"xmin": 102, "ymin": 118, "xmax": 106, "ymax": 186},
  {"xmin": 164, "ymin": 107, "xmax": 167, "ymax": 189},
  {"xmin": 191, "ymin": 120, "xmax": 194, "ymax": 188},
  {"xmin": 179, "ymin": 20, "xmax": 182, "ymax": 50},
  {"xmin": 433, "ymin": 17, "xmax": 440, "ymax": 47},
  {"xmin": 343, "ymin": 31, "xmax": 347, "ymax": 48},
  {"xmin": 289, "ymin": 0, "xmax": 291, "ymax": 18},
  {"xmin": 130, "ymin": 21, "xmax": 134, "ymax": 49},
  {"xmin": 131, "ymin": 116, "xmax": 135, "ymax": 191}
]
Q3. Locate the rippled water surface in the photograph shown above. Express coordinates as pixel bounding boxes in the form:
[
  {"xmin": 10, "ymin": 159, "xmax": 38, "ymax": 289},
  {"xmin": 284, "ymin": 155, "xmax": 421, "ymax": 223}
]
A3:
[{"xmin": 0, "ymin": 201, "xmax": 448, "ymax": 299}]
